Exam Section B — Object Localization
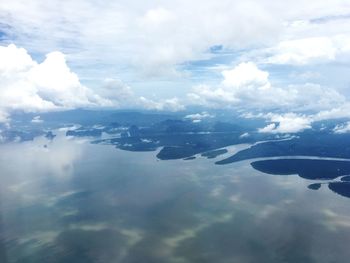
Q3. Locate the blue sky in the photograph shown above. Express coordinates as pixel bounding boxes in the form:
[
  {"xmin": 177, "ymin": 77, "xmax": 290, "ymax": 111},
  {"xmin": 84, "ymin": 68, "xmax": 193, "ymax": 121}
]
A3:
[{"xmin": 2, "ymin": 0, "xmax": 350, "ymax": 132}]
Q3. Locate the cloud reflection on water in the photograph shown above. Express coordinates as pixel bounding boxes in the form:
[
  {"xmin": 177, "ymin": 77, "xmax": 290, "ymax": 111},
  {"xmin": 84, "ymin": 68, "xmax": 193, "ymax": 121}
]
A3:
[{"xmin": 0, "ymin": 136, "xmax": 350, "ymax": 262}]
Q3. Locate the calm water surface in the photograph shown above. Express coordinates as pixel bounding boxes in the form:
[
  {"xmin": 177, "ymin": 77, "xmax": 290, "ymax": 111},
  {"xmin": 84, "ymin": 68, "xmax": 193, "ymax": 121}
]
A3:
[{"xmin": 0, "ymin": 133, "xmax": 350, "ymax": 263}]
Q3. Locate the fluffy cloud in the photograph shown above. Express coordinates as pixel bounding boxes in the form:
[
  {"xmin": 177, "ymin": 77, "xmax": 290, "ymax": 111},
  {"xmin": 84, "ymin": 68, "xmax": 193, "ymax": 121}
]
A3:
[
  {"xmin": 188, "ymin": 62, "xmax": 280, "ymax": 108},
  {"xmin": 0, "ymin": 44, "xmax": 185, "ymax": 122},
  {"xmin": 222, "ymin": 62, "xmax": 270, "ymax": 89},
  {"xmin": 258, "ymin": 113, "xmax": 312, "ymax": 133},
  {"xmin": 258, "ymin": 123, "xmax": 277, "ymax": 133},
  {"xmin": 2, "ymin": 1, "xmax": 350, "ymax": 120},
  {"xmin": 188, "ymin": 62, "xmax": 344, "ymax": 110},
  {"xmin": 255, "ymin": 103, "xmax": 350, "ymax": 134},
  {"xmin": 0, "ymin": 44, "xmax": 112, "ymax": 118},
  {"xmin": 313, "ymin": 103, "xmax": 350, "ymax": 121}
]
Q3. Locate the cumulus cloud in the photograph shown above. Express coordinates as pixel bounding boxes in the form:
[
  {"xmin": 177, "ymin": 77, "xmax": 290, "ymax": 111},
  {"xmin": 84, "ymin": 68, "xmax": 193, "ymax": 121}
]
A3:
[
  {"xmin": 188, "ymin": 62, "xmax": 279, "ymax": 108},
  {"xmin": 0, "ymin": 44, "xmax": 112, "ymax": 119},
  {"xmin": 222, "ymin": 62, "xmax": 270, "ymax": 89},
  {"xmin": 254, "ymin": 103, "xmax": 350, "ymax": 134},
  {"xmin": 2, "ymin": 1, "xmax": 350, "ymax": 121},
  {"xmin": 188, "ymin": 62, "xmax": 344, "ymax": 111},
  {"xmin": 0, "ymin": 44, "xmax": 187, "ymax": 122},
  {"xmin": 258, "ymin": 123, "xmax": 278, "ymax": 133},
  {"xmin": 258, "ymin": 113, "xmax": 312, "ymax": 133}
]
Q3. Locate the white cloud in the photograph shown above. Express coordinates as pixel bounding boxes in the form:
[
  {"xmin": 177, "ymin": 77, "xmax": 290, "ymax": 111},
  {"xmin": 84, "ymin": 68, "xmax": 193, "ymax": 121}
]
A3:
[
  {"xmin": 239, "ymin": 132, "xmax": 250, "ymax": 138},
  {"xmin": 265, "ymin": 35, "xmax": 350, "ymax": 65},
  {"xmin": 258, "ymin": 113, "xmax": 312, "ymax": 133},
  {"xmin": 258, "ymin": 123, "xmax": 277, "ymax": 133},
  {"xmin": 31, "ymin": 116, "xmax": 43, "ymax": 123},
  {"xmin": 2, "ymin": 1, "xmax": 350, "ymax": 119},
  {"xmin": 313, "ymin": 103, "xmax": 350, "ymax": 121},
  {"xmin": 188, "ymin": 84, "xmax": 239, "ymax": 107},
  {"xmin": 266, "ymin": 37, "xmax": 336, "ymax": 65},
  {"xmin": 254, "ymin": 103, "xmax": 350, "ymax": 134},
  {"xmin": 0, "ymin": 44, "xmax": 112, "ymax": 119},
  {"xmin": 188, "ymin": 62, "xmax": 279, "ymax": 108},
  {"xmin": 155, "ymin": 97, "xmax": 185, "ymax": 112},
  {"xmin": 0, "ymin": 0, "xmax": 322, "ymax": 78},
  {"xmin": 222, "ymin": 62, "xmax": 270, "ymax": 89},
  {"xmin": 0, "ymin": 43, "xmax": 36, "ymax": 72},
  {"xmin": 250, "ymin": 101, "xmax": 350, "ymax": 134},
  {"xmin": 0, "ymin": 0, "xmax": 350, "ymax": 97},
  {"xmin": 284, "ymin": 83, "xmax": 346, "ymax": 111},
  {"xmin": 184, "ymin": 111, "xmax": 214, "ymax": 122},
  {"xmin": 333, "ymin": 122, "xmax": 350, "ymax": 134},
  {"xmin": 141, "ymin": 7, "xmax": 174, "ymax": 25},
  {"xmin": 188, "ymin": 62, "xmax": 344, "ymax": 111},
  {"xmin": 0, "ymin": 44, "xmax": 186, "ymax": 122}
]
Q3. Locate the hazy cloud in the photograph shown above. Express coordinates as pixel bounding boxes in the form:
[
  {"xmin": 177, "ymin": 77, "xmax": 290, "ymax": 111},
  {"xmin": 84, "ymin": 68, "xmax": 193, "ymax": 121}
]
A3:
[
  {"xmin": 184, "ymin": 112, "xmax": 214, "ymax": 122},
  {"xmin": 265, "ymin": 35, "xmax": 350, "ymax": 65},
  {"xmin": 138, "ymin": 97, "xmax": 185, "ymax": 112}
]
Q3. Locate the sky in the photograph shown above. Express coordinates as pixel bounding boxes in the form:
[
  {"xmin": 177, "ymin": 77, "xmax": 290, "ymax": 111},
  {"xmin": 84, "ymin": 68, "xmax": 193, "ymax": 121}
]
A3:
[{"xmin": 2, "ymin": 0, "xmax": 350, "ymax": 132}]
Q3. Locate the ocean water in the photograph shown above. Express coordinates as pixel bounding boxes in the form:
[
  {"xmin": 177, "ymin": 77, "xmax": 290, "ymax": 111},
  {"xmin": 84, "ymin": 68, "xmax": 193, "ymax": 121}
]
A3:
[{"xmin": 0, "ymin": 133, "xmax": 350, "ymax": 263}]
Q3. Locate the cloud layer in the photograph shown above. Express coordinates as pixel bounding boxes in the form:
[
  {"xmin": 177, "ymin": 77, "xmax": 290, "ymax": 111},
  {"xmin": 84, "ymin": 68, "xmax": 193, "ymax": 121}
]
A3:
[
  {"xmin": 2, "ymin": 0, "xmax": 350, "ymax": 78},
  {"xmin": 2, "ymin": 1, "xmax": 350, "ymax": 127},
  {"xmin": 0, "ymin": 44, "xmax": 184, "ymax": 122}
]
